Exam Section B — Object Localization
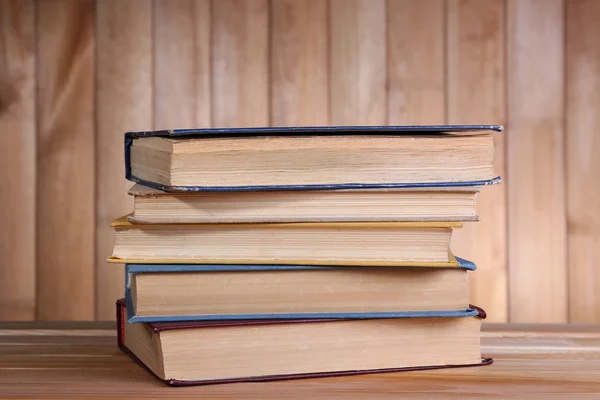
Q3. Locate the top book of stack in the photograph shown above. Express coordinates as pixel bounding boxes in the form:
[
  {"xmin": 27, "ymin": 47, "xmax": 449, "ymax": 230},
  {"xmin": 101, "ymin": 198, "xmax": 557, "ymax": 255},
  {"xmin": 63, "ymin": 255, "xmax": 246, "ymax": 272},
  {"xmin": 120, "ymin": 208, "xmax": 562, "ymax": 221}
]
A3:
[{"xmin": 124, "ymin": 125, "xmax": 501, "ymax": 192}]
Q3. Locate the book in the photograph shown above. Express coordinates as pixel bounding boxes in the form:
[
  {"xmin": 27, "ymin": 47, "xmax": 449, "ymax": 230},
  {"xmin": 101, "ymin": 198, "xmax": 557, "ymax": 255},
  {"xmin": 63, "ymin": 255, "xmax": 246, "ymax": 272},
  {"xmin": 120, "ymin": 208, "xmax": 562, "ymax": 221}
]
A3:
[
  {"xmin": 108, "ymin": 216, "xmax": 462, "ymax": 266},
  {"xmin": 116, "ymin": 299, "xmax": 491, "ymax": 386},
  {"xmin": 124, "ymin": 125, "xmax": 501, "ymax": 192},
  {"xmin": 124, "ymin": 257, "xmax": 476, "ymax": 323},
  {"xmin": 126, "ymin": 183, "xmax": 494, "ymax": 224}
]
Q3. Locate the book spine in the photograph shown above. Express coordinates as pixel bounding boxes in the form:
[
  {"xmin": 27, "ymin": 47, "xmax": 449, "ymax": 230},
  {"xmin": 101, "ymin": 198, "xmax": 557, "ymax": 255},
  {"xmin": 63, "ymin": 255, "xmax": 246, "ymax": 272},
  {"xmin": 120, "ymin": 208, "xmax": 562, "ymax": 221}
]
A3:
[
  {"xmin": 124, "ymin": 134, "xmax": 133, "ymax": 181},
  {"xmin": 116, "ymin": 300, "xmax": 125, "ymax": 346}
]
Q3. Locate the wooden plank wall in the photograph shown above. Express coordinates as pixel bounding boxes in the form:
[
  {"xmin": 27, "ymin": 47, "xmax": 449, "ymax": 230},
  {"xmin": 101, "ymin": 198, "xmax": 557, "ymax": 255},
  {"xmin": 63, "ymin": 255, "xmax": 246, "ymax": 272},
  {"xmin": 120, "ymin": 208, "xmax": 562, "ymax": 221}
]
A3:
[
  {"xmin": 0, "ymin": 0, "xmax": 36, "ymax": 320},
  {"xmin": 0, "ymin": 0, "xmax": 598, "ymax": 323},
  {"xmin": 447, "ymin": 0, "xmax": 507, "ymax": 322},
  {"xmin": 35, "ymin": 0, "xmax": 95, "ymax": 320},
  {"xmin": 96, "ymin": 0, "xmax": 152, "ymax": 320}
]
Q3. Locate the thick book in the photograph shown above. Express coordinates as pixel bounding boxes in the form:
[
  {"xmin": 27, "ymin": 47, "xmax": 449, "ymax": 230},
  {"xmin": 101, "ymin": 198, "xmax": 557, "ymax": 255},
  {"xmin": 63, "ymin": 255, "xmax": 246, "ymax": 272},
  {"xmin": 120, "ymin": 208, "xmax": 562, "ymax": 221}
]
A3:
[
  {"xmin": 127, "ymin": 183, "xmax": 493, "ymax": 224},
  {"xmin": 116, "ymin": 299, "xmax": 492, "ymax": 386},
  {"xmin": 124, "ymin": 257, "xmax": 476, "ymax": 323},
  {"xmin": 108, "ymin": 216, "xmax": 462, "ymax": 266},
  {"xmin": 124, "ymin": 125, "xmax": 501, "ymax": 192}
]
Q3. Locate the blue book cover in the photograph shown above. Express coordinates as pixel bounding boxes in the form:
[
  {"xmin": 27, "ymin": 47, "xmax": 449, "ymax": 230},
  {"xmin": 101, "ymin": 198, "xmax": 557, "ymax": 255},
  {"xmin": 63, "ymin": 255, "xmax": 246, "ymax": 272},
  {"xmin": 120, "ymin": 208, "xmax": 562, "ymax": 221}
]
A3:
[
  {"xmin": 125, "ymin": 257, "xmax": 478, "ymax": 324},
  {"xmin": 124, "ymin": 125, "xmax": 502, "ymax": 192}
]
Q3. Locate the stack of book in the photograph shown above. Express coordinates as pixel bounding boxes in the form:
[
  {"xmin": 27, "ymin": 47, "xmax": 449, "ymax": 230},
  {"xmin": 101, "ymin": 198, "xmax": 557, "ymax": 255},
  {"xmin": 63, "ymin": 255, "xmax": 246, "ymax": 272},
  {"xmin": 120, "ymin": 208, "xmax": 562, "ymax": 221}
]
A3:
[{"xmin": 109, "ymin": 125, "xmax": 500, "ymax": 386}]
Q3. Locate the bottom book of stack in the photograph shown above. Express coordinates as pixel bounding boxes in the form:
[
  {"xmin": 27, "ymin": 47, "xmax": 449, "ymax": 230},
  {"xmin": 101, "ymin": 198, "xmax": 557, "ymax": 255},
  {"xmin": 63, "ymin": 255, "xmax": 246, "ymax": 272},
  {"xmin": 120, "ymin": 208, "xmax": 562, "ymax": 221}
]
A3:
[{"xmin": 116, "ymin": 299, "xmax": 491, "ymax": 386}]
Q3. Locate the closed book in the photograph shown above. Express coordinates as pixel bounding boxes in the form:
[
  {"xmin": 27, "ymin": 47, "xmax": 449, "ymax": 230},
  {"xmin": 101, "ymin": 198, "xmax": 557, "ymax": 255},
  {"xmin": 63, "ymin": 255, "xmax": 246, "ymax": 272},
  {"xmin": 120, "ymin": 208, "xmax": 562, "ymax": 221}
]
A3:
[
  {"xmin": 108, "ymin": 217, "xmax": 462, "ymax": 266},
  {"xmin": 116, "ymin": 299, "xmax": 491, "ymax": 386},
  {"xmin": 124, "ymin": 257, "xmax": 476, "ymax": 323},
  {"xmin": 127, "ymin": 183, "xmax": 492, "ymax": 224},
  {"xmin": 124, "ymin": 125, "xmax": 501, "ymax": 192}
]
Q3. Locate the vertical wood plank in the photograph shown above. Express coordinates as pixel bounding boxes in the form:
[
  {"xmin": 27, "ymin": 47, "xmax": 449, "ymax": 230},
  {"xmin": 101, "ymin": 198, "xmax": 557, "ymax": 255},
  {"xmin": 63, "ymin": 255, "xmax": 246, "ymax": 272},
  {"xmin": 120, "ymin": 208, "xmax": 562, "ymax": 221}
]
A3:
[
  {"xmin": 271, "ymin": 0, "xmax": 328, "ymax": 126},
  {"xmin": 566, "ymin": 0, "xmax": 600, "ymax": 323},
  {"xmin": 36, "ymin": 0, "xmax": 95, "ymax": 320},
  {"xmin": 154, "ymin": 0, "xmax": 211, "ymax": 129},
  {"xmin": 96, "ymin": 0, "xmax": 152, "ymax": 321},
  {"xmin": 330, "ymin": 0, "xmax": 386, "ymax": 125},
  {"xmin": 194, "ymin": 0, "xmax": 211, "ymax": 127},
  {"xmin": 387, "ymin": 0, "xmax": 444, "ymax": 125},
  {"xmin": 212, "ymin": 0, "xmax": 268, "ymax": 127},
  {"xmin": 0, "ymin": 0, "xmax": 35, "ymax": 320},
  {"xmin": 507, "ymin": 0, "xmax": 566, "ymax": 323},
  {"xmin": 446, "ymin": 0, "xmax": 507, "ymax": 322}
]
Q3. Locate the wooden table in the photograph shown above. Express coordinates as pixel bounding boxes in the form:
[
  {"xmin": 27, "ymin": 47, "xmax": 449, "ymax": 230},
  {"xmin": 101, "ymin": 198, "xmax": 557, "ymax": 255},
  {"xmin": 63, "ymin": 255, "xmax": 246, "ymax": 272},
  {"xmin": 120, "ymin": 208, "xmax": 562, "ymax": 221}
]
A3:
[{"xmin": 1, "ymin": 323, "xmax": 599, "ymax": 399}]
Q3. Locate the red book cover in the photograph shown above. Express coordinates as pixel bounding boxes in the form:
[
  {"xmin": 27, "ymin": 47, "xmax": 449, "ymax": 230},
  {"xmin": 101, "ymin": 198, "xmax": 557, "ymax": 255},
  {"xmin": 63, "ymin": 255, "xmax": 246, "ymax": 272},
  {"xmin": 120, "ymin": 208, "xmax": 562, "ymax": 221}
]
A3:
[{"xmin": 116, "ymin": 299, "xmax": 492, "ymax": 386}]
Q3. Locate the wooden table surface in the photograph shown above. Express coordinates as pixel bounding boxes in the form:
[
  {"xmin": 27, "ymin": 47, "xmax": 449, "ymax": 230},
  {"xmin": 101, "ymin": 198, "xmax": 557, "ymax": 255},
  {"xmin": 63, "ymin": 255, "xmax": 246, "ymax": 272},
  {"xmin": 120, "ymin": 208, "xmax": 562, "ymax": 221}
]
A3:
[{"xmin": 0, "ymin": 323, "xmax": 599, "ymax": 399}]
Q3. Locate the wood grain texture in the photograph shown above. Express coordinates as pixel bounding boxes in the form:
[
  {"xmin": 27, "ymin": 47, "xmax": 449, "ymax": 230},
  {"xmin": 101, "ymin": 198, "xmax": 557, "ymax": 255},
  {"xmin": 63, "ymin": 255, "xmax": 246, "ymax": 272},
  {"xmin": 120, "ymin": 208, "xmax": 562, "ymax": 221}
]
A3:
[
  {"xmin": 1, "ymin": 0, "xmax": 599, "ymax": 324},
  {"xmin": 271, "ymin": 0, "xmax": 328, "ymax": 126},
  {"xmin": 330, "ymin": 0, "xmax": 386, "ymax": 125},
  {"xmin": 446, "ymin": 0, "xmax": 507, "ymax": 322},
  {"xmin": 0, "ymin": 0, "xmax": 35, "ymax": 321},
  {"xmin": 566, "ymin": 0, "xmax": 600, "ymax": 323},
  {"xmin": 211, "ymin": 0, "xmax": 268, "ymax": 128},
  {"xmin": 507, "ymin": 0, "xmax": 567, "ymax": 323},
  {"xmin": 387, "ymin": 0, "xmax": 444, "ymax": 125},
  {"xmin": 36, "ymin": 0, "xmax": 95, "ymax": 320},
  {"xmin": 1, "ymin": 323, "xmax": 600, "ymax": 398},
  {"xmin": 96, "ymin": 0, "xmax": 152, "ymax": 321},
  {"xmin": 154, "ymin": 0, "xmax": 211, "ymax": 129}
]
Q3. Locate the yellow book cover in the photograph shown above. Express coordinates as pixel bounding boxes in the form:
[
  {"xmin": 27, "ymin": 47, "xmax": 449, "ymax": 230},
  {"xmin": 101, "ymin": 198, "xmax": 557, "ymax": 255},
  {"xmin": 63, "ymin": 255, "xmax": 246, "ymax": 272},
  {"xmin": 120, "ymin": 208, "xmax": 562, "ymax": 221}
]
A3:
[
  {"xmin": 108, "ymin": 215, "xmax": 462, "ymax": 267},
  {"xmin": 110, "ymin": 214, "xmax": 462, "ymax": 229}
]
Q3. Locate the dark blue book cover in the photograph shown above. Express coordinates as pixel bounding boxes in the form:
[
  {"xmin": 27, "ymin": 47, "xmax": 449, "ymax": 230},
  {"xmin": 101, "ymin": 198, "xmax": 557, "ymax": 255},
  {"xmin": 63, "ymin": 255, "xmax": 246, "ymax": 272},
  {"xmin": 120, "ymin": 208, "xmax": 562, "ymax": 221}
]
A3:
[{"xmin": 124, "ymin": 125, "xmax": 502, "ymax": 192}]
